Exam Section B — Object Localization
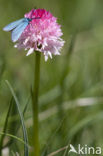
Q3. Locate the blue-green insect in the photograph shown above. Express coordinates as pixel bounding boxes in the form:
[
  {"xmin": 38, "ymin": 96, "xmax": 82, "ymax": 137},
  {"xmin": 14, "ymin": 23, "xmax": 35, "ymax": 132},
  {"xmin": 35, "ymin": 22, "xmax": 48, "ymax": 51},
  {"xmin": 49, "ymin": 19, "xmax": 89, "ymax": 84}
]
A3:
[{"xmin": 3, "ymin": 17, "xmax": 40, "ymax": 42}]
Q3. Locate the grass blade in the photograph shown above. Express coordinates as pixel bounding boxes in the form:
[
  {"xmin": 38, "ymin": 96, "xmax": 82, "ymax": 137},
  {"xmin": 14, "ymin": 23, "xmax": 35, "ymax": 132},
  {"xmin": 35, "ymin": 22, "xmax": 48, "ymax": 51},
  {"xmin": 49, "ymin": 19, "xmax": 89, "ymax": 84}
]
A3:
[
  {"xmin": 5, "ymin": 80, "xmax": 29, "ymax": 156},
  {"xmin": 3, "ymin": 96, "xmax": 30, "ymax": 149},
  {"xmin": 0, "ymin": 97, "xmax": 13, "ymax": 156},
  {"xmin": 0, "ymin": 132, "xmax": 28, "ymax": 146}
]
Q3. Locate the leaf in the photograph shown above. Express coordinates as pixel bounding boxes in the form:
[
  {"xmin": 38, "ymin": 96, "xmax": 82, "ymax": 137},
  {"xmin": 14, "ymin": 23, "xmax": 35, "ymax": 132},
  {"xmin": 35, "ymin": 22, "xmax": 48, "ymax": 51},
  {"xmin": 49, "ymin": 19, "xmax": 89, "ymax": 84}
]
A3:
[
  {"xmin": 0, "ymin": 131, "xmax": 28, "ymax": 146},
  {"xmin": 0, "ymin": 97, "xmax": 13, "ymax": 155},
  {"xmin": 5, "ymin": 80, "xmax": 29, "ymax": 156},
  {"xmin": 2, "ymin": 96, "xmax": 30, "ymax": 149}
]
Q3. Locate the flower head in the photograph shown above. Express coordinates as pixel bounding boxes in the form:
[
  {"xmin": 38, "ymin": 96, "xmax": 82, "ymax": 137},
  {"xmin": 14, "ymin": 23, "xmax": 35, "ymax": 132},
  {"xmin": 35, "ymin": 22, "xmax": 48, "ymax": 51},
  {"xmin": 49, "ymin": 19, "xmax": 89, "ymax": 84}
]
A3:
[{"xmin": 15, "ymin": 9, "xmax": 65, "ymax": 61}]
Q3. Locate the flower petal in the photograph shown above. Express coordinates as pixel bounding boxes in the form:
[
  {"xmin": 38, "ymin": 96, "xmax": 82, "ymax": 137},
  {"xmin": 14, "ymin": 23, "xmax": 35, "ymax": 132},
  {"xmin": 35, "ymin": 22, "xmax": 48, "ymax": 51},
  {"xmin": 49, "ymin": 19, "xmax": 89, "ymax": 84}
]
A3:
[{"xmin": 26, "ymin": 48, "xmax": 34, "ymax": 56}]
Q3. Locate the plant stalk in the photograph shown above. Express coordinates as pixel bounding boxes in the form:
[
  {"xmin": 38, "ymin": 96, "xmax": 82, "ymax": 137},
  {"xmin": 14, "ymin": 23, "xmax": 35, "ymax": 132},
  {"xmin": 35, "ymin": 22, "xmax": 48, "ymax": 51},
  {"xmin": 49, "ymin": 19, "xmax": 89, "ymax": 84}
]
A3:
[{"xmin": 32, "ymin": 51, "xmax": 41, "ymax": 156}]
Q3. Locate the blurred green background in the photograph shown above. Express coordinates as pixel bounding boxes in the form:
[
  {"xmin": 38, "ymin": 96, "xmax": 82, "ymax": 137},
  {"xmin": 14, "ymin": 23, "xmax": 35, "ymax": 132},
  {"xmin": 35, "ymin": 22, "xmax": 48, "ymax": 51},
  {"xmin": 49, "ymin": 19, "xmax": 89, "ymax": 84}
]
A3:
[{"xmin": 1, "ymin": 0, "xmax": 103, "ymax": 156}]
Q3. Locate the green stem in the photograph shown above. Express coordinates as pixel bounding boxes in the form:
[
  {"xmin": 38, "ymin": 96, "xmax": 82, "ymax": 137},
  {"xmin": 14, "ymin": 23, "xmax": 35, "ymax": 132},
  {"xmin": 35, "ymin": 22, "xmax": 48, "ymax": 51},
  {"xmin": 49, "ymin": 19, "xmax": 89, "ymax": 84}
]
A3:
[{"xmin": 32, "ymin": 51, "xmax": 41, "ymax": 156}]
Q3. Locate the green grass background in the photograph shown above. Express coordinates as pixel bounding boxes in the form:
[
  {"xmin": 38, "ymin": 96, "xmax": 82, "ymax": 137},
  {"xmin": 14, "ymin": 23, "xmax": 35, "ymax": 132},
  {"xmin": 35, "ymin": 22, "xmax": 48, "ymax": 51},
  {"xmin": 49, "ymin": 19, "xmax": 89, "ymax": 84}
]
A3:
[{"xmin": 1, "ymin": 0, "xmax": 103, "ymax": 155}]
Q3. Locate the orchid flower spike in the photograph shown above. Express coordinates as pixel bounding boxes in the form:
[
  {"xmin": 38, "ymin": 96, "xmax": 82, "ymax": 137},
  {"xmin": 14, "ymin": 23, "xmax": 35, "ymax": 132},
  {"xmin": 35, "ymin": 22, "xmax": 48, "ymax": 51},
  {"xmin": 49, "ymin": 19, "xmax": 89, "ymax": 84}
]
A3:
[{"xmin": 3, "ymin": 9, "xmax": 65, "ymax": 61}]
